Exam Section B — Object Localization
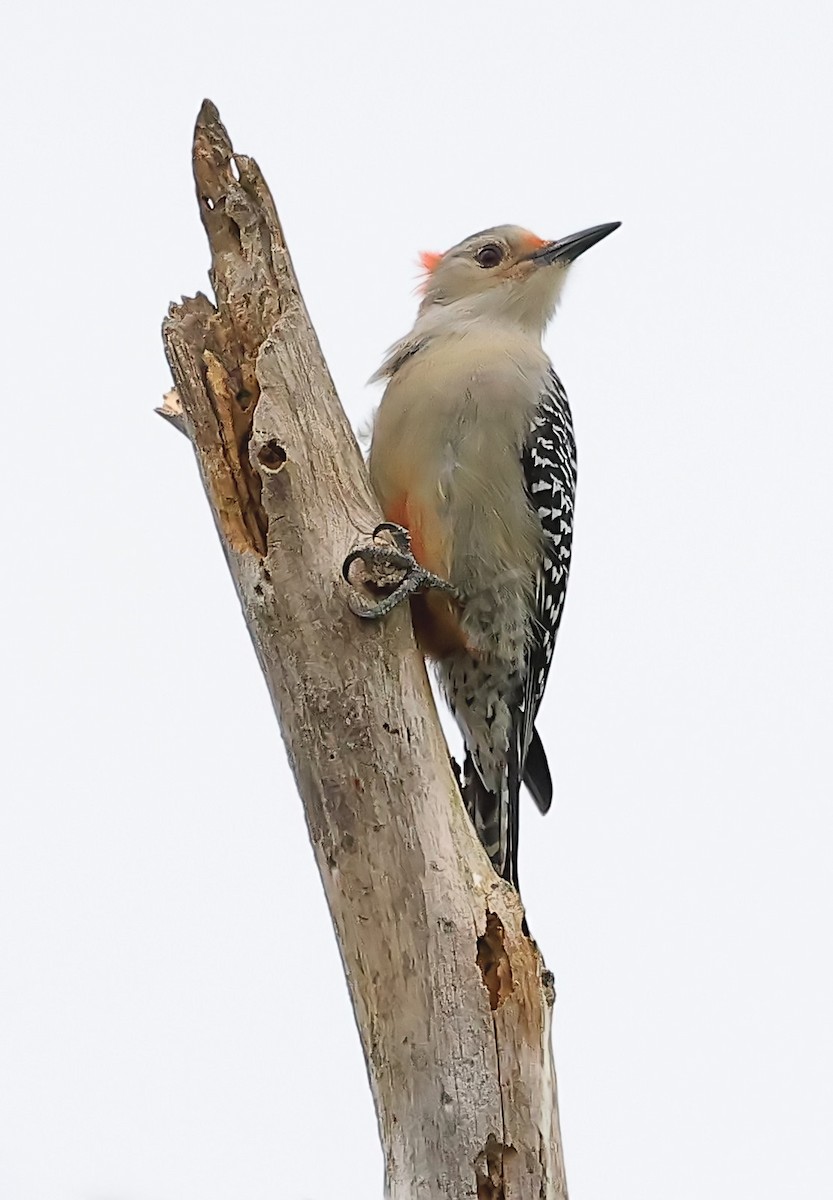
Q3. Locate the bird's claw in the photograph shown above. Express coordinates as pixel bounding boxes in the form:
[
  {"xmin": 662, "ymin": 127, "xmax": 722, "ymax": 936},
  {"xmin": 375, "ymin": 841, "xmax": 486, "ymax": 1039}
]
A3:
[
  {"xmin": 342, "ymin": 522, "xmax": 457, "ymax": 619},
  {"xmin": 370, "ymin": 521, "xmax": 413, "ymax": 555}
]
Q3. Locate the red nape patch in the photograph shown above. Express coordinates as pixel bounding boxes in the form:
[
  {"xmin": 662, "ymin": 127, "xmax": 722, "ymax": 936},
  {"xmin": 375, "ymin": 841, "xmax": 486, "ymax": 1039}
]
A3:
[{"xmin": 419, "ymin": 250, "xmax": 444, "ymax": 275}]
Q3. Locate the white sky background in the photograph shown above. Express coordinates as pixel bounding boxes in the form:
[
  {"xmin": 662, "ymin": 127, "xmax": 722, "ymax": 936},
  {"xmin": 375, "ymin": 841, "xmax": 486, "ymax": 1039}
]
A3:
[{"xmin": 1, "ymin": 0, "xmax": 831, "ymax": 1196}]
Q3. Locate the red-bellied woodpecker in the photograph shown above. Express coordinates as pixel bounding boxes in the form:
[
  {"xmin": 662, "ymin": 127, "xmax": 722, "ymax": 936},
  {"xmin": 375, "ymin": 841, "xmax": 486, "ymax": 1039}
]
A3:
[{"xmin": 345, "ymin": 222, "xmax": 620, "ymax": 889}]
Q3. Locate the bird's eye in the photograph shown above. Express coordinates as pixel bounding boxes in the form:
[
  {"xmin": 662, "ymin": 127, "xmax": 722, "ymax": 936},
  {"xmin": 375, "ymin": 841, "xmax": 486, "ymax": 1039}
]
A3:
[{"xmin": 475, "ymin": 244, "xmax": 504, "ymax": 269}]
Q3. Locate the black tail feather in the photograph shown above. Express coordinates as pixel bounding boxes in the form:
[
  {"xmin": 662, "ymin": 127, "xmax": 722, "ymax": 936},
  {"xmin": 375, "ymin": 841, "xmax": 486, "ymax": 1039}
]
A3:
[
  {"xmin": 506, "ymin": 713, "xmax": 521, "ymax": 891},
  {"xmin": 460, "ymin": 720, "xmax": 550, "ymax": 896},
  {"xmin": 460, "ymin": 757, "xmax": 521, "ymax": 892},
  {"xmin": 523, "ymin": 726, "xmax": 553, "ymax": 814}
]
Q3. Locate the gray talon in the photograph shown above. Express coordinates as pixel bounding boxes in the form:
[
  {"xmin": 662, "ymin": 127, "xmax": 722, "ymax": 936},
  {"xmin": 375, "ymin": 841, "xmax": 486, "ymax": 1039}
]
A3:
[
  {"xmin": 343, "ymin": 525, "xmax": 457, "ymax": 619},
  {"xmin": 372, "ymin": 521, "xmax": 413, "ymax": 555}
]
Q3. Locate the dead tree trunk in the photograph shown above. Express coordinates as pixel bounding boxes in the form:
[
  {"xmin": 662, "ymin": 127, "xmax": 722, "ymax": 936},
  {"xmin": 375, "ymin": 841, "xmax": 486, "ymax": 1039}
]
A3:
[{"xmin": 160, "ymin": 100, "xmax": 568, "ymax": 1200}]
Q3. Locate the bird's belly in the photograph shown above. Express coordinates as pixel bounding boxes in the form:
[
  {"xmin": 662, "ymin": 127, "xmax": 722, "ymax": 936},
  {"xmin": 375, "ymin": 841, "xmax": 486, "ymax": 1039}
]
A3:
[
  {"xmin": 381, "ymin": 489, "xmax": 470, "ymax": 657},
  {"xmin": 369, "ymin": 334, "xmax": 548, "ymax": 659},
  {"xmin": 380, "ymin": 449, "xmax": 539, "ymax": 664}
]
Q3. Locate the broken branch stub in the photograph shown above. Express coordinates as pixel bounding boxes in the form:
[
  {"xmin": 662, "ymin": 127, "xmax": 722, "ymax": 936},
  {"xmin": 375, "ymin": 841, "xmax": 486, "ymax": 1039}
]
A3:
[{"xmin": 161, "ymin": 99, "xmax": 568, "ymax": 1199}]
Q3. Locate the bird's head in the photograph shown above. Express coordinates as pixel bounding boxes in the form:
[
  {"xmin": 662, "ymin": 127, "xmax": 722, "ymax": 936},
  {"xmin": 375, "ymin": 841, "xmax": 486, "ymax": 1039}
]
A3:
[{"xmin": 417, "ymin": 222, "xmax": 620, "ymax": 336}]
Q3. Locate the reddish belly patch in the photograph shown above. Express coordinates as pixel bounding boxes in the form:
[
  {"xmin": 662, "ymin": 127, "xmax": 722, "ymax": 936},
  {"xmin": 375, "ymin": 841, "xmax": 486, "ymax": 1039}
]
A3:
[{"xmin": 383, "ymin": 493, "xmax": 470, "ymax": 659}]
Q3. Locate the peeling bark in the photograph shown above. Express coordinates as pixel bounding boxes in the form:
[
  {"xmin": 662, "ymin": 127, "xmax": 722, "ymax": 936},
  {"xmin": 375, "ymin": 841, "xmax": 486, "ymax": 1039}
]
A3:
[{"xmin": 161, "ymin": 100, "xmax": 569, "ymax": 1199}]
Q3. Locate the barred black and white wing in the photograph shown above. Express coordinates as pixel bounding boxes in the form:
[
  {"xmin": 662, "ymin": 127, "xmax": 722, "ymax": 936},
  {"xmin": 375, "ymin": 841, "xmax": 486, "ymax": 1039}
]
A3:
[{"xmin": 518, "ymin": 368, "xmax": 577, "ymax": 811}]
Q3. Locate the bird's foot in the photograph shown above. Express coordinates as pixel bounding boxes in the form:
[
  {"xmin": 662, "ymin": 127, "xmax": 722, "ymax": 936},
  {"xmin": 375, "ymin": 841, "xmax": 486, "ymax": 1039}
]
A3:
[{"xmin": 342, "ymin": 522, "xmax": 458, "ymax": 619}]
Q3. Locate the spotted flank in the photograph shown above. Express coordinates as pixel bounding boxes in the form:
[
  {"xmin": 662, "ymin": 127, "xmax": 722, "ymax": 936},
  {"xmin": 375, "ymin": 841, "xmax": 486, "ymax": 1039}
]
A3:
[{"xmin": 519, "ymin": 369, "xmax": 577, "ymax": 784}]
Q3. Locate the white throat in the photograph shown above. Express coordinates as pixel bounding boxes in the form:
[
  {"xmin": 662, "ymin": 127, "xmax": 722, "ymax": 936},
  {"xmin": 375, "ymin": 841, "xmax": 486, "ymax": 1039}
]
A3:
[{"xmin": 417, "ymin": 268, "xmax": 567, "ymax": 341}]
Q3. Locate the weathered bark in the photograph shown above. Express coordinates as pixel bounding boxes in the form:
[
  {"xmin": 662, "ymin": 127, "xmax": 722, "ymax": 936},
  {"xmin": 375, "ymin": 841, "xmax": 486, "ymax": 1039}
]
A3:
[{"xmin": 161, "ymin": 100, "xmax": 568, "ymax": 1200}]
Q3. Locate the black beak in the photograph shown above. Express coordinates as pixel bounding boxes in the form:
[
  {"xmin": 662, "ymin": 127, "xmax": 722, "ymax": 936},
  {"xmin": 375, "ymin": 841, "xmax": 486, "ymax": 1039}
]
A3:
[{"xmin": 528, "ymin": 221, "xmax": 621, "ymax": 266}]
